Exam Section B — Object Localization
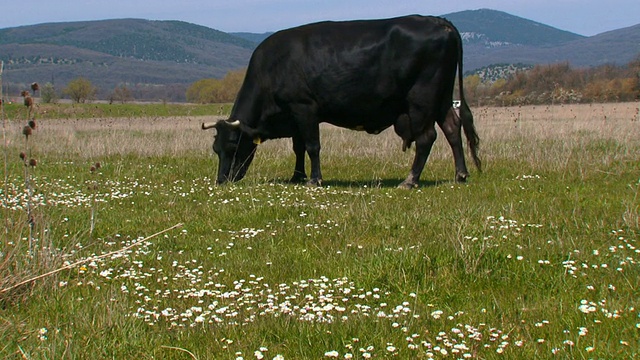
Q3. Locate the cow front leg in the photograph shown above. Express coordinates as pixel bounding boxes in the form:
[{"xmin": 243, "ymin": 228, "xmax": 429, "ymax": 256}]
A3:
[
  {"xmin": 439, "ymin": 108, "xmax": 469, "ymax": 182},
  {"xmin": 305, "ymin": 138, "xmax": 322, "ymax": 187},
  {"xmin": 290, "ymin": 135, "xmax": 308, "ymax": 183},
  {"xmin": 399, "ymin": 126, "xmax": 437, "ymax": 189}
]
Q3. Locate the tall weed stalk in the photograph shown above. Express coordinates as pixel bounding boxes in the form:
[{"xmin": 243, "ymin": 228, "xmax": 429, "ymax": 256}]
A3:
[
  {"xmin": 0, "ymin": 82, "xmax": 61, "ymax": 305},
  {"xmin": 89, "ymin": 162, "xmax": 102, "ymax": 237},
  {"xmin": 20, "ymin": 90, "xmax": 38, "ymax": 251},
  {"xmin": 1, "ymin": 61, "xmax": 8, "ymax": 235}
]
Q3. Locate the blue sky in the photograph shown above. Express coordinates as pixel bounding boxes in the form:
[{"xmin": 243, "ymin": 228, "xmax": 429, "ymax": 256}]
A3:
[{"xmin": 2, "ymin": 0, "xmax": 639, "ymax": 36}]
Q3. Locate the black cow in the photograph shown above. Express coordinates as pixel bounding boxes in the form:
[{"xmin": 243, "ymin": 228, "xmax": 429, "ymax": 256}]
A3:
[{"xmin": 202, "ymin": 15, "xmax": 481, "ymax": 188}]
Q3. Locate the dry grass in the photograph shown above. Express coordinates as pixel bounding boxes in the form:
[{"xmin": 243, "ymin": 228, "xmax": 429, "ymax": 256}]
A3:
[
  {"xmin": 472, "ymin": 103, "xmax": 639, "ymax": 178},
  {"xmin": 3, "ymin": 116, "xmax": 219, "ymax": 159},
  {"xmin": 476, "ymin": 103, "xmax": 639, "ymax": 148},
  {"xmin": 0, "ymin": 194, "xmax": 66, "ymax": 306},
  {"xmin": 3, "ymin": 102, "xmax": 637, "ymax": 190},
  {"xmin": 3, "ymin": 103, "xmax": 637, "ymax": 161}
]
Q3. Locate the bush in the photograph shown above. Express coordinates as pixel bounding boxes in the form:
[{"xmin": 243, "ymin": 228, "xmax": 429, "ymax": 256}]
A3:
[
  {"xmin": 40, "ymin": 83, "xmax": 59, "ymax": 104},
  {"xmin": 64, "ymin": 77, "xmax": 97, "ymax": 103}
]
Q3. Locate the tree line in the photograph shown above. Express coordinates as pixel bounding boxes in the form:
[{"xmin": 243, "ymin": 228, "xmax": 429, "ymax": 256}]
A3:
[
  {"xmin": 186, "ymin": 59, "xmax": 639, "ymax": 107},
  {"xmin": 464, "ymin": 58, "xmax": 640, "ymax": 106},
  {"xmin": 16, "ymin": 57, "xmax": 639, "ymax": 106},
  {"xmin": 9, "ymin": 78, "xmax": 189, "ymax": 104}
]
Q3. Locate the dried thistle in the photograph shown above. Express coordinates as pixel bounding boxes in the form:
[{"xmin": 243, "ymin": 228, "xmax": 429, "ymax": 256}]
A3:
[
  {"xmin": 31, "ymin": 82, "xmax": 39, "ymax": 92},
  {"xmin": 17, "ymin": 85, "xmax": 41, "ymax": 253},
  {"xmin": 22, "ymin": 125, "xmax": 32, "ymax": 137}
]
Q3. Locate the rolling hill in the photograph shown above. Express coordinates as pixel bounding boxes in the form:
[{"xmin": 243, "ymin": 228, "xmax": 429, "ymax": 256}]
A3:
[
  {"xmin": 1, "ymin": 9, "xmax": 638, "ymax": 101},
  {"xmin": 0, "ymin": 19, "xmax": 256, "ymax": 96},
  {"xmin": 448, "ymin": 10, "xmax": 640, "ymax": 70}
]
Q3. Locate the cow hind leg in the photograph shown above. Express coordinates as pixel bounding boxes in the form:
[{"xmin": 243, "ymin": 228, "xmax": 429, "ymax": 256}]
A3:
[
  {"xmin": 289, "ymin": 104, "xmax": 323, "ymax": 187},
  {"xmin": 439, "ymin": 108, "xmax": 469, "ymax": 182},
  {"xmin": 304, "ymin": 136, "xmax": 322, "ymax": 187},
  {"xmin": 289, "ymin": 135, "xmax": 308, "ymax": 183},
  {"xmin": 399, "ymin": 121, "xmax": 437, "ymax": 189}
]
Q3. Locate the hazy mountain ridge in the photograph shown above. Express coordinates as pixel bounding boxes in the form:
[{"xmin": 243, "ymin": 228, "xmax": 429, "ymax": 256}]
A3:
[
  {"xmin": 460, "ymin": 32, "xmax": 514, "ymax": 48},
  {"xmin": 0, "ymin": 19, "xmax": 256, "ymax": 62},
  {"xmin": 445, "ymin": 9, "xmax": 585, "ymax": 46},
  {"xmin": 0, "ymin": 9, "xmax": 638, "ymax": 96}
]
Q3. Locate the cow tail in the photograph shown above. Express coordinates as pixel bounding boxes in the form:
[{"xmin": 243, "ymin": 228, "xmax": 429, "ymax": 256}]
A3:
[{"xmin": 456, "ymin": 31, "xmax": 482, "ymax": 172}]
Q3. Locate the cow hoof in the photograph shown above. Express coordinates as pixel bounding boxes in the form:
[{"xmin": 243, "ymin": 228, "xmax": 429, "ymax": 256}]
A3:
[
  {"xmin": 306, "ymin": 179, "xmax": 322, "ymax": 187},
  {"xmin": 397, "ymin": 181, "xmax": 418, "ymax": 190},
  {"xmin": 289, "ymin": 174, "xmax": 308, "ymax": 183},
  {"xmin": 455, "ymin": 173, "xmax": 469, "ymax": 183}
]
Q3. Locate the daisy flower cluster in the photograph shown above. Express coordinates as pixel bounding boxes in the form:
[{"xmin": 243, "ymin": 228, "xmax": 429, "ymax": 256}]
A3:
[{"xmin": 5, "ymin": 169, "xmax": 637, "ymax": 358}]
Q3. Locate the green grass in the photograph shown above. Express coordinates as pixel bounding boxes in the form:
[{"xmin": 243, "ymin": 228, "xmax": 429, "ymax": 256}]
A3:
[
  {"xmin": 3, "ymin": 102, "xmax": 233, "ymax": 120},
  {"xmin": 1, "ymin": 103, "xmax": 639, "ymax": 359}
]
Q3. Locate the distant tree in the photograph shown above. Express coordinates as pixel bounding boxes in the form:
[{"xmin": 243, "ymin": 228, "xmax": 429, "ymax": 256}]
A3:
[
  {"xmin": 64, "ymin": 77, "xmax": 96, "ymax": 103},
  {"xmin": 627, "ymin": 55, "xmax": 640, "ymax": 99},
  {"xmin": 186, "ymin": 68, "xmax": 246, "ymax": 104},
  {"xmin": 463, "ymin": 74, "xmax": 482, "ymax": 105},
  {"xmin": 490, "ymin": 78, "xmax": 507, "ymax": 94},
  {"xmin": 219, "ymin": 69, "xmax": 246, "ymax": 101},
  {"xmin": 111, "ymin": 84, "xmax": 133, "ymax": 104},
  {"xmin": 40, "ymin": 82, "xmax": 59, "ymax": 104},
  {"xmin": 186, "ymin": 79, "xmax": 221, "ymax": 103}
]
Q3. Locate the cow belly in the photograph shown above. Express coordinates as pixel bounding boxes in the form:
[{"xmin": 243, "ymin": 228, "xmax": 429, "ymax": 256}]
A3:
[
  {"xmin": 318, "ymin": 97, "xmax": 405, "ymax": 133},
  {"xmin": 323, "ymin": 118, "xmax": 393, "ymax": 134}
]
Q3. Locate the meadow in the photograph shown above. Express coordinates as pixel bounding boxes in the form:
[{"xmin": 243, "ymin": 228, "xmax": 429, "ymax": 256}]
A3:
[{"xmin": 1, "ymin": 102, "xmax": 639, "ymax": 359}]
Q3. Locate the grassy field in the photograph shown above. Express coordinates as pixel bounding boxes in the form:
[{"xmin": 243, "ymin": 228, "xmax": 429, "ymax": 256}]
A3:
[
  {"xmin": 2, "ymin": 101, "xmax": 234, "ymax": 120},
  {"xmin": 1, "ymin": 102, "xmax": 639, "ymax": 359}
]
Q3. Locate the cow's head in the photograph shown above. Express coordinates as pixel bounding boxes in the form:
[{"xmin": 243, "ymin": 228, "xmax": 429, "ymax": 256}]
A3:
[{"xmin": 202, "ymin": 119, "xmax": 257, "ymax": 184}]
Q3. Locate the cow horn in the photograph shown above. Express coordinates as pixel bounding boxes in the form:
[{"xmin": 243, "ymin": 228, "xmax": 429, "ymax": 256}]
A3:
[
  {"xmin": 202, "ymin": 119, "xmax": 241, "ymax": 130},
  {"xmin": 201, "ymin": 122, "xmax": 217, "ymax": 130}
]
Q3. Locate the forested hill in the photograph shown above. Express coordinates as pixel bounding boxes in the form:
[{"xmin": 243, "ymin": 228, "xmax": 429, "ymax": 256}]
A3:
[
  {"xmin": 1, "ymin": 10, "xmax": 638, "ymax": 100},
  {"xmin": 0, "ymin": 19, "xmax": 256, "ymax": 93}
]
